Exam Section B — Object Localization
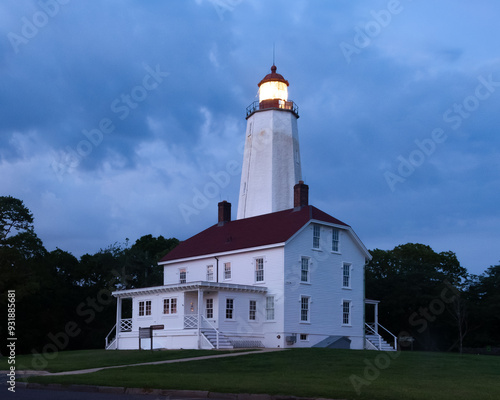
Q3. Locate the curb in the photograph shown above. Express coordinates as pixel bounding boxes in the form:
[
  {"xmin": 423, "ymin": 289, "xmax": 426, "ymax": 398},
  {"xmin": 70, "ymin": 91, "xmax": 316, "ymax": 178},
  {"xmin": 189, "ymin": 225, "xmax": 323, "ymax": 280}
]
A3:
[{"xmin": 17, "ymin": 382, "xmax": 341, "ymax": 400}]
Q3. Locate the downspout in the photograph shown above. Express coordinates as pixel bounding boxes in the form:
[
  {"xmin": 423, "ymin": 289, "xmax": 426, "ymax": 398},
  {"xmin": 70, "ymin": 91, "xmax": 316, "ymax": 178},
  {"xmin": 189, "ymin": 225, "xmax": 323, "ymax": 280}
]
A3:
[
  {"xmin": 363, "ymin": 257, "xmax": 366, "ymax": 350},
  {"xmin": 215, "ymin": 256, "xmax": 219, "ymax": 283}
]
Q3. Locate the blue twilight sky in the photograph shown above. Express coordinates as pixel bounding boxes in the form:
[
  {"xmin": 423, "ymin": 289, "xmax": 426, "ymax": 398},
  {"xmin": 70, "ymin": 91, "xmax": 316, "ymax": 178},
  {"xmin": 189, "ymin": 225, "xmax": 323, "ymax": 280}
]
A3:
[{"xmin": 1, "ymin": 0, "xmax": 499, "ymax": 275}]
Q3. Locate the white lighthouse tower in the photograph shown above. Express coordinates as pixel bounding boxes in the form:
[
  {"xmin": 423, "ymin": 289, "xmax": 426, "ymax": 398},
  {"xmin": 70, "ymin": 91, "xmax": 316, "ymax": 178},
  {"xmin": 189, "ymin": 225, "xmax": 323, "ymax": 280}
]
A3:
[{"xmin": 237, "ymin": 65, "xmax": 302, "ymax": 219}]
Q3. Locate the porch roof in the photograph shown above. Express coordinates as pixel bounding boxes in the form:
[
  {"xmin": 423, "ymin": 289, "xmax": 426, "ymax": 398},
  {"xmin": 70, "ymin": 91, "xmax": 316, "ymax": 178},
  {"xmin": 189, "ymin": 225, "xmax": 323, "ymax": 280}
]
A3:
[{"xmin": 112, "ymin": 281, "xmax": 268, "ymax": 298}]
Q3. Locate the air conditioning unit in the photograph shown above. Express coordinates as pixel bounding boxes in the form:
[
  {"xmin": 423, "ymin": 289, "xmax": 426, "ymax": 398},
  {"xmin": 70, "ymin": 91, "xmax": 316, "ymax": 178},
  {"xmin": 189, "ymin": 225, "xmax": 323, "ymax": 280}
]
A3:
[{"xmin": 286, "ymin": 335, "xmax": 297, "ymax": 345}]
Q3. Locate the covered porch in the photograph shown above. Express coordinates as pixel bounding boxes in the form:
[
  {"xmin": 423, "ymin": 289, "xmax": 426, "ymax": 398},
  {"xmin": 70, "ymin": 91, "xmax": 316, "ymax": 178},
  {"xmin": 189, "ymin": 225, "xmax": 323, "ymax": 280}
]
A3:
[{"xmin": 106, "ymin": 281, "xmax": 267, "ymax": 350}]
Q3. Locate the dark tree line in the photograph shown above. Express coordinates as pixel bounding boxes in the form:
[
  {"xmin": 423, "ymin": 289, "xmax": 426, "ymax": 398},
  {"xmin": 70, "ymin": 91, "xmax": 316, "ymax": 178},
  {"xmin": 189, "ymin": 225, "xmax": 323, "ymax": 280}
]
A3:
[
  {"xmin": 366, "ymin": 243, "xmax": 500, "ymax": 353},
  {"xmin": 0, "ymin": 196, "xmax": 178, "ymax": 355}
]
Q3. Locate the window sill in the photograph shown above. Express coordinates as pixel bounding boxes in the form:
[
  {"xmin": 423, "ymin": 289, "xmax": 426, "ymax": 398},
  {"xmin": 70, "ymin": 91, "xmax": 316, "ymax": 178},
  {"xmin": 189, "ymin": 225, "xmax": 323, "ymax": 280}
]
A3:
[
  {"xmin": 331, "ymin": 251, "xmax": 341, "ymax": 255},
  {"xmin": 311, "ymin": 248, "xmax": 322, "ymax": 252},
  {"xmin": 342, "ymin": 287, "xmax": 352, "ymax": 290},
  {"xmin": 300, "ymin": 281, "xmax": 311, "ymax": 285},
  {"xmin": 342, "ymin": 324, "xmax": 352, "ymax": 328},
  {"xmin": 299, "ymin": 321, "xmax": 311, "ymax": 325}
]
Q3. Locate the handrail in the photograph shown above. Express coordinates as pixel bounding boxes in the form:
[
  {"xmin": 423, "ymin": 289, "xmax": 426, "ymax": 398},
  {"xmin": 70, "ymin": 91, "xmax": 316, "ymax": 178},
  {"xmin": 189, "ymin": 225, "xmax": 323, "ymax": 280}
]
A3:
[
  {"xmin": 365, "ymin": 323, "xmax": 382, "ymax": 350},
  {"xmin": 105, "ymin": 323, "xmax": 116, "ymax": 349},
  {"xmin": 365, "ymin": 322, "xmax": 397, "ymax": 351},
  {"xmin": 377, "ymin": 322, "xmax": 398, "ymax": 350},
  {"xmin": 245, "ymin": 100, "xmax": 299, "ymax": 118},
  {"xmin": 201, "ymin": 316, "xmax": 221, "ymax": 349}
]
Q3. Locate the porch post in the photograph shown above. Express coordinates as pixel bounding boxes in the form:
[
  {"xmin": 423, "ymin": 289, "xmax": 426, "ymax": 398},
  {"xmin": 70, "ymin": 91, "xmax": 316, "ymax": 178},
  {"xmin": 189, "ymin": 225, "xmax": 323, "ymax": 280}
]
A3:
[
  {"xmin": 115, "ymin": 296, "xmax": 122, "ymax": 350},
  {"xmin": 197, "ymin": 288, "xmax": 203, "ymax": 349},
  {"xmin": 374, "ymin": 301, "xmax": 379, "ymax": 334}
]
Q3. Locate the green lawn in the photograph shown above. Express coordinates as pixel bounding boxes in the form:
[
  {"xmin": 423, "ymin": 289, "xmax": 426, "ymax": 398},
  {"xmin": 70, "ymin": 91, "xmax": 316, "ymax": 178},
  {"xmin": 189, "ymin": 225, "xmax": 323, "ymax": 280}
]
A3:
[
  {"xmin": 1, "ymin": 348, "xmax": 236, "ymax": 373},
  {"xmin": 25, "ymin": 348, "xmax": 500, "ymax": 400}
]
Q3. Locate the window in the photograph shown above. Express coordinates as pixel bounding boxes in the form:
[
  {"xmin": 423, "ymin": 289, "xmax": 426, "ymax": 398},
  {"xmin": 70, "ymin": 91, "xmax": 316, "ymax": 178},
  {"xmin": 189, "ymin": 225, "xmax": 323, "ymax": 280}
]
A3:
[
  {"xmin": 206, "ymin": 265, "xmax": 214, "ymax": 281},
  {"xmin": 139, "ymin": 300, "xmax": 152, "ymax": 317},
  {"xmin": 343, "ymin": 263, "xmax": 351, "ymax": 288},
  {"xmin": 163, "ymin": 298, "xmax": 177, "ymax": 315},
  {"xmin": 342, "ymin": 300, "xmax": 351, "ymax": 325},
  {"xmin": 301, "ymin": 257, "xmax": 309, "ymax": 282},
  {"xmin": 226, "ymin": 298, "xmax": 234, "ymax": 319},
  {"xmin": 300, "ymin": 296, "xmax": 310, "ymax": 322},
  {"xmin": 179, "ymin": 268, "xmax": 186, "ymax": 284},
  {"xmin": 224, "ymin": 262, "xmax": 231, "ymax": 280},
  {"xmin": 313, "ymin": 225, "xmax": 320, "ymax": 249},
  {"xmin": 206, "ymin": 298, "xmax": 213, "ymax": 319},
  {"xmin": 266, "ymin": 296, "xmax": 275, "ymax": 320},
  {"xmin": 255, "ymin": 258, "xmax": 264, "ymax": 282},
  {"xmin": 300, "ymin": 334, "xmax": 308, "ymax": 341},
  {"xmin": 249, "ymin": 300, "xmax": 257, "ymax": 320},
  {"xmin": 332, "ymin": 228, "xmax": 339, "ymax": 252}
]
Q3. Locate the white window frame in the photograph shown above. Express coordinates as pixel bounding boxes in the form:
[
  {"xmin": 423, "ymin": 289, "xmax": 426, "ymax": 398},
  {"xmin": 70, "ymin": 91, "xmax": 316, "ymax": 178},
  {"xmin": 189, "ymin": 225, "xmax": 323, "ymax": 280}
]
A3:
[
  {"xmin": 300, "ymin": 296, "xmax": 310, "ymax": 323},
  {"xmin": 224, "ymin": 262, "xmax": 231, "ymax": 280},
  {"xmin": 342, "ymin": 300, "xmax": 351, "ymax": 326},
  {"xmin": 313, "ymin": 224, "xmax": 320, "ymax": 249},
  {"xmin": 300, "ymin": 256, "xmax": 310, "ymax": 283},
  {"xmin": 162, "ymin": 297, "xmax": 177, "ymax": 315},
  {"xmin": 138, "ymin": 300, "xmax": 152, "ymax": 317},
  {"xmin": 342, "ymin": 263, "xmax": 351, "ymax": 289},
  {"xmin": 206, "ymin": 298, "xmax": 214, "ymax": 319},
  {"xmin": 225, "ymin": 298, "xmax": 234, "ymax": 320},
  {"xmin": 265, "ymin": 296, "xmax": 275, "ymax": 321},
  {"xmin": 206, "ymin": 265, "xmax": 214, "ymax": 281},
  {"xmin": 300, "ymin": 334, "xmax": 309, "ymax": 341},
  {"xmin": 249, "ymin": 300, "xmax": 257, "ymax": 321},
  {"xmin": 255, "ymin": 257, "xmax": 264, "ymax": 282},
  {"xmin": 179, "ymin": 268, "xmax": 187, "ymax": 284},
  {"xmin": 332, "ymin": 228, "xmax": 340, "ymax": 253}
]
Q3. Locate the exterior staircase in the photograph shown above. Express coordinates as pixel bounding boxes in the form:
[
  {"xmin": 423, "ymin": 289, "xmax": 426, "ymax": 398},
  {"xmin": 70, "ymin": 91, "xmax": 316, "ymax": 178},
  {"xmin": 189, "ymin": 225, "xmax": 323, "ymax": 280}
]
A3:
[
  {"xmin": 201, "ymin": 329, "xmax": 233, "ymax": 349},
  {"xmin": 365, "ymin": 334, "xmax": 396, "ymax": 351},
  {"xmin": 365, "ymin": 323, "xmax": 397, "ymax": 351}
]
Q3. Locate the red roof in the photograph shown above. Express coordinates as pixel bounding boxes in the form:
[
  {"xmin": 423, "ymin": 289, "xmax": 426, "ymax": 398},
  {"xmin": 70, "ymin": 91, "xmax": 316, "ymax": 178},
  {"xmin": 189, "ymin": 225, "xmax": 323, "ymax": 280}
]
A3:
[
  {"xmin": 160, "ymin": 205, "xmax": 348, "ymax": 263},
  {"xmin": 258, "ymin": 65, "xmax": 289, "ymax": 87}
]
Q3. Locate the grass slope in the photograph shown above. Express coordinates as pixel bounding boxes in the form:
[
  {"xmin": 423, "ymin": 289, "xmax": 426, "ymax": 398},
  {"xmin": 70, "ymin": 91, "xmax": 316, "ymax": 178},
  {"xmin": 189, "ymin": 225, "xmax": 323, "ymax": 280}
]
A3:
[
  {"xmin": 26, "ymin": 349, "xmax": 500, "ymax": 400},
  {"xmin": 25, "ymin": 349, "xmax": 500, "ymax": 400},
  {"xmin": 1, "ymin": 349, "xmax": 235, "ymax": 373}
]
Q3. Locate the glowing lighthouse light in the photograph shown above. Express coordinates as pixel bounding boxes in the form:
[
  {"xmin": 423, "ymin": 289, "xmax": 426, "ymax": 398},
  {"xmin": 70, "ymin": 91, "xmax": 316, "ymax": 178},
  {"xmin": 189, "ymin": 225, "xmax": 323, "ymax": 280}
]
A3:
[
  {"xmin": 259, "ymin": 80, "xmax": 288, "ymax": 102},
  {"xmin": 258, "ymin": 65, "xmax": 289, "ymax": 103}
]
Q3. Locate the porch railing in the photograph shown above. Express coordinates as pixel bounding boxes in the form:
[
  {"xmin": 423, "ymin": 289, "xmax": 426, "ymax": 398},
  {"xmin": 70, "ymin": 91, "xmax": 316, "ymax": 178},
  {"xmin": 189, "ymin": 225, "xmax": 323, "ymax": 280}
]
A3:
[
  {"xmin": 184, "ymin": 315, "xmax": 199, "ymax": 329},
  {"xmin": 365, "ymin": 322, "xmax": 397, "ymax": 350},
  {"xmin": 105, "ymin": 324, "xmax": 116, "ymax": 349},
  {"xmin": 120, "ymin": 318, "xmax": 132, "ymax": 332},
  {"xmin": 201, "ymin": 316, "xmax": 221, "ymax": 349}
]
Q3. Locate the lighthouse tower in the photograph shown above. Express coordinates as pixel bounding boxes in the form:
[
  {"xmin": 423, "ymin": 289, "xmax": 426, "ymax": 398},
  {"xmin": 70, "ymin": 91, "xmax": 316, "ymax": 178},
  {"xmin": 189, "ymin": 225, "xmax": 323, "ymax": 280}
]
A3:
[{"xmin": 237, "ymin": 65, "xmax": 302, "ymax": 219}]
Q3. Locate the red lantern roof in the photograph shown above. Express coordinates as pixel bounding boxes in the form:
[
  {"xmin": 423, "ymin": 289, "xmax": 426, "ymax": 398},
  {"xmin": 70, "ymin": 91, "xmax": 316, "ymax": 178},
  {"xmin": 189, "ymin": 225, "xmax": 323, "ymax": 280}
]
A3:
[{"xmin": 258, "ymin": 65, "xmax": 289, "ymax": 87}]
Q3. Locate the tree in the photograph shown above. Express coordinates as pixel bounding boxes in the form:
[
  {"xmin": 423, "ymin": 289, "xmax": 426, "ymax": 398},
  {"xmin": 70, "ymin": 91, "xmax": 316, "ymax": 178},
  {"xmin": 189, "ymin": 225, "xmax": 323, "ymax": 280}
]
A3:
[
  {"xmin": 366, "ymin": 243, "xmax": 468, "ymax": 352},
  {"xmin": 0, "ymin": 196, "xmax": 34, "ymax": 242},
  {"xmin": 465, "ymin": 264, "xmax": 500, "ymax": 347}
]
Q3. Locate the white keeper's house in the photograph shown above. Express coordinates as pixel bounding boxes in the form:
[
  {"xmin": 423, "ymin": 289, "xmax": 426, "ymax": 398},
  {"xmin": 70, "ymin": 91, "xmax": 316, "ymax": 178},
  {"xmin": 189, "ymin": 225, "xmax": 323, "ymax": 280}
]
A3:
[{"xmin": 106, "ymin": 65, "xmax": 396, "ymax": 351}]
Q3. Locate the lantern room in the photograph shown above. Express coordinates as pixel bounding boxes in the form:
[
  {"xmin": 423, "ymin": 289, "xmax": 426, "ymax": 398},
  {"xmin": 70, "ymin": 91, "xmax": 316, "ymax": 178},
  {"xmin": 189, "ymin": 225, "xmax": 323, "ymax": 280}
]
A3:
[
  {"xmin": 246, "ymin": 65, "xmax": 299, "ymax": 119},
  {"xmin": 258, "ymin": 65, "xmax": 289, "ymax": 103}
]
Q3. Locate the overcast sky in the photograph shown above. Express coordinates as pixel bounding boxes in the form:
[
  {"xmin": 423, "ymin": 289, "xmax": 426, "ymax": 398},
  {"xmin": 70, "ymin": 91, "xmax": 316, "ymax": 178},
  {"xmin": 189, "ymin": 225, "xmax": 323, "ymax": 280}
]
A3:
[{"xmin": 1, "ymin": 0, "xmax": 499, "ymax": 275}]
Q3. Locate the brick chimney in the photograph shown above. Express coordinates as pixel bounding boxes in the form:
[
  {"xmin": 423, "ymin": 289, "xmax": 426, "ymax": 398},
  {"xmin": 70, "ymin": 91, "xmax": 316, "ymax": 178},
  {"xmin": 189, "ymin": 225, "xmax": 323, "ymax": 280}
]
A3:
[
  {"xmin": 294, "ymin": 181, "xmax": 309, "ymax": 209},
  {"xmin": 218, "ymin": 201, "xmax": 231, "ymax": 225}
]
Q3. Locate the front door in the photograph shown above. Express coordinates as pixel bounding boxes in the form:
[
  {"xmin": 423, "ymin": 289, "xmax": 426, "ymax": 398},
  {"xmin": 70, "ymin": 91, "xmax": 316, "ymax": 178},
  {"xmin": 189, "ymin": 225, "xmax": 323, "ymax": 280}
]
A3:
[{"xmin": 205, "ymin": 298, "xmax": 214, "ymax": 320}]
